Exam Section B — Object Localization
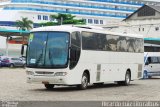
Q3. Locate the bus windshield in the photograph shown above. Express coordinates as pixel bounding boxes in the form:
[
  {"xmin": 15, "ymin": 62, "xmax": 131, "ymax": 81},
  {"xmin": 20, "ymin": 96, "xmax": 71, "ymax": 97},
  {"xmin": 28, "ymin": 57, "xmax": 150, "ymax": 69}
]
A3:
[{"xmin": 27, "ymin": 32, "xmax": 70, "ymax": 68}]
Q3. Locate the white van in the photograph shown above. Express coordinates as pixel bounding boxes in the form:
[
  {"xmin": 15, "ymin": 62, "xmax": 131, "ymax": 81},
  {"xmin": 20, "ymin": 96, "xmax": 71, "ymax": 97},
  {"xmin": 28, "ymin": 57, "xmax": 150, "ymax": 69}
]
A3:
[{"xmin": 144, "ymin": 52, "xmax": 160, "ymax": 78}]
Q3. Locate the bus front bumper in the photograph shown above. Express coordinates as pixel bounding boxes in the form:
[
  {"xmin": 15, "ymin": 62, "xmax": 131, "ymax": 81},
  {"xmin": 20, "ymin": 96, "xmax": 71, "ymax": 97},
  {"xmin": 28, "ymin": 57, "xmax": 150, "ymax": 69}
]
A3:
[{"xmin": 27, "ymin": 75, "xmax": 69, "ymax": 85}]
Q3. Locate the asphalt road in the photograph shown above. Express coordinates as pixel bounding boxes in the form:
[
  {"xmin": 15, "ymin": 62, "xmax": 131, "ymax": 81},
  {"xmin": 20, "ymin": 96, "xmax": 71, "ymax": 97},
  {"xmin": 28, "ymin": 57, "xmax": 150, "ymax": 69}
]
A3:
[{"xmin": 0, "ymin": 68, "xmax": 160, "ymax": 101}]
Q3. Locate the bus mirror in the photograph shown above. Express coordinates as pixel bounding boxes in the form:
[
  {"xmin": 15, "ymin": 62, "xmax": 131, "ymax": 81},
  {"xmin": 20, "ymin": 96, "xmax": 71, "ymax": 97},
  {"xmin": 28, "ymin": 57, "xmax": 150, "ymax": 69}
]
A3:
[
  {"xmin": 21, "ymin": 45, "xmax": 24, "ymax": 56},
  {"xmin": 21, "ymin": 44, "xmax": 28, "ymax": 56}
]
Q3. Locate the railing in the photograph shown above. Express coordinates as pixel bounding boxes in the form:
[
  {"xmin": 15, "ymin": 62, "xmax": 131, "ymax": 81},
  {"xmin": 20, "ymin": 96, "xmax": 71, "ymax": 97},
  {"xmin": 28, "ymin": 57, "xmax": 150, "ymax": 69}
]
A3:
[
  {"xmin": 10, "ymin": 0, "xmax": 138, "ymax": 12},
  {"xmin": 4, "ymin": 7, "xmax": 127, "ymax": 18},
  {"xmin": 88, "ymin": 0, "xmax": 144, "ymax": 6},
  {"xmin": 0, "ymin": 21, "xmax": 40, "ymax": 27}
]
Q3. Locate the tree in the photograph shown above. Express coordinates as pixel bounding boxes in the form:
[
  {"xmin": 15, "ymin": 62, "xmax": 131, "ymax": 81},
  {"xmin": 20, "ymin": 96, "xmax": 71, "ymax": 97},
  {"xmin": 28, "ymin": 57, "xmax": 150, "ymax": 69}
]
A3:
[
  {"xmin": 16, "ymin": 17, "xmax": 33, "ymax": 31},
  {"xmin": 40, "ymin": 13, "xmax": 86, "ymax": 26}
]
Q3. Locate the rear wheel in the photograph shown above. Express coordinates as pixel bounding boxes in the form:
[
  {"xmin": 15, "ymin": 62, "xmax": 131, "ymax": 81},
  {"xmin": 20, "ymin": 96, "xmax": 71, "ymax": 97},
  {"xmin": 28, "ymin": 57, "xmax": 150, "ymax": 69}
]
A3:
[
  {"xmin": 44, "ymin": 84, "xmax": 54, "ymax": 90},
  {"xmin": 117, "ymin": 71, "xmax": 131, "ymax": 86},
  {"xmin": 94, "ymin": 83, "xmax": 104, "ymax": 87},
  {"xmin": 77, "ymin": 72, "xmax": 89, "ymax": 90}
]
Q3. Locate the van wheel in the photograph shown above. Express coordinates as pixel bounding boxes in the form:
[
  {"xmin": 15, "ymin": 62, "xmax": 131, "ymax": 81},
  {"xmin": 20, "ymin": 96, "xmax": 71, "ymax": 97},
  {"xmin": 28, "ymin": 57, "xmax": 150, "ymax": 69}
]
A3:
[
  {"xmin": 44, "ymin": 84, "xmax": 54, "ymax": 90},
  {"xmin": 117, "ymin": 71, "xmax": 131, "ymax": 86},
  {"xmin": 77, "ymin": 72, "xmax": 89, "ymax": 90},
  {"xmin": 148, "ymin": 76, "xmax": 152, "ymax": 79},
  {"xmin": 10, "ymin": 64, "xmax": 14, "ymax": 68},
  {"xmin": 143, "ymin": 70, "xmax": 148, "ymax": 79}
]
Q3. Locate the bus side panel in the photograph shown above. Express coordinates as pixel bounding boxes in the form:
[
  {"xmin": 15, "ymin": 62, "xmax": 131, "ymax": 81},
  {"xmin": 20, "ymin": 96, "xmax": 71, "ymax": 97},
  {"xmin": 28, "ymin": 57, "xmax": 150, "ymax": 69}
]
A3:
[
  {"xmin": 67, "ymin": 63, "xmax": 97, "ymax": 85},
  {"xmin": 101, "ymin": 64, "xmax": 138, "ymax": 82}
]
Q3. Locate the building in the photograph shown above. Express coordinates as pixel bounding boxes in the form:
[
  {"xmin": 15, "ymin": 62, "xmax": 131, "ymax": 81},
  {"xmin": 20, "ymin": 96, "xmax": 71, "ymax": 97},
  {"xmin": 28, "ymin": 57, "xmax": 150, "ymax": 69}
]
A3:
[
  {"xmin": 0, "ymin": 0, "xmax": 160, "ymax": 56},
  {"xmin": 0, "ymin": 0, "xmax": 160, "ymax": 30},
  {"xmin": 108, "ymin": 5, "xmax": 160, "ymax": 52}
]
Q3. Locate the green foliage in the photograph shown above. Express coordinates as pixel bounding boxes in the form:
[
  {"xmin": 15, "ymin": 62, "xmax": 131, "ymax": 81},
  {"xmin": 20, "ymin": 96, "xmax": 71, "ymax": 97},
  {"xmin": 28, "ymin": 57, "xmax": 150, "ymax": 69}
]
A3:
[
  {"xmin": 39, "ymin": 13, "xmax": 86, "ymax": 27},
  {"xmin": 16, "ymin": 17, "xmax": 33, "ymax": 31},
  {"xmin": 39, "ymin": 22, "xmax": 58, "ymax": 26}
]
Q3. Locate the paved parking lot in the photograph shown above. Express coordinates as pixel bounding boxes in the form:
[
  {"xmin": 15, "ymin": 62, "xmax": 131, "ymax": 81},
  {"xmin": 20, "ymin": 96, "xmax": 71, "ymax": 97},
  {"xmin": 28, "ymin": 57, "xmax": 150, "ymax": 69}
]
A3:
[{"xmin": 0, "ymin": 68, "xmax": 160, "ymax": 101}]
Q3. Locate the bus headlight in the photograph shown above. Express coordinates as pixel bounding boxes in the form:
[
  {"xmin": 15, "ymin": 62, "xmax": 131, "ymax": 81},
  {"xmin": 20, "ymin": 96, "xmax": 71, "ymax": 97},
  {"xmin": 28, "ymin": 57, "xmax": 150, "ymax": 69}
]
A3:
[
  {"xmin": 26, "ymin": 71, "xmax": 34, "ymax": 75},
  {"xmin": 54, "ymin": 72, "xmax": 67, "ymax": 76}
]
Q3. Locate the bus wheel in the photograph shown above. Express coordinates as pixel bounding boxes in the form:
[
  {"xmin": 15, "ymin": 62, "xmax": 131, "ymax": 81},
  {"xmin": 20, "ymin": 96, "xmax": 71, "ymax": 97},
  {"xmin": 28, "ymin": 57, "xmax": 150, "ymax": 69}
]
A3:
[
  {"xmin": 77, "ymin": 72, "xmax": 89, "ymax": 90},
  {"xmin": 44, "ymin": 84, "xmax": 54, "ymax": 90},
  {"xmin": 117, "ymin": 71, "xmax": 131, "ymax": 86}
]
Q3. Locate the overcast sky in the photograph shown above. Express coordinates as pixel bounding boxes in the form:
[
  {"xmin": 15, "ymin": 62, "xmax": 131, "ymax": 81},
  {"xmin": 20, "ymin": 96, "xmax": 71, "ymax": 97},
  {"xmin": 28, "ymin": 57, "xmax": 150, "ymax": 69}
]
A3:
[{"xmin": 144, "ymin": 0, "xmax": 160, "ymax": 2}]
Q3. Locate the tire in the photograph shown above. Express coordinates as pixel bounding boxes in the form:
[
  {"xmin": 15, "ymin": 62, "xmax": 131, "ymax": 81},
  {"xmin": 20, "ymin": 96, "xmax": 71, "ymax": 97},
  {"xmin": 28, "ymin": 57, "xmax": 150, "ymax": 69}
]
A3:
[
  {"xmin": 117, "ymin": 71, "xmax": 131, "ymax": 86},
  {"xmin": 148, "ymin": 76, "xmax": 152, "ymax": 79},
  {"xmin": 94, "ymin": 83, "xmax": 104, "ymax": 87},
  {"xmin": 143, "ymin": 70, "xmax": 148, "ymax": 79},
  {"xmin": 10, "ymin": 64, "xmax": 14, "ymax": 68},
  {"xmin": 44, "ymin": 84, "xmax": 54, "ymax": 90},
  {"xmin": 77, "ymin": 72, "xmax": 89, "ymax": 90}
]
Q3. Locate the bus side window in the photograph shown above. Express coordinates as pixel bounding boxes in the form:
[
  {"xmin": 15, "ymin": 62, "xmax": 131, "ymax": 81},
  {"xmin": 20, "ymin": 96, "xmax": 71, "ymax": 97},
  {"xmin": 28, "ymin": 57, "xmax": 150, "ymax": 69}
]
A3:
[{"xmin": 70, "ymin": 32, "xmax": 81, "ymax": 69}]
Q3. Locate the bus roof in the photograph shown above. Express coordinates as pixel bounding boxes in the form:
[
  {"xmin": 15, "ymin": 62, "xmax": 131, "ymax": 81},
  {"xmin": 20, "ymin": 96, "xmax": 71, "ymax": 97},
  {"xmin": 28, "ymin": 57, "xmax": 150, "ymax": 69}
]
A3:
[{"xmin": 32, "ymin": 25, "xmax": 143, "ymax": 38}]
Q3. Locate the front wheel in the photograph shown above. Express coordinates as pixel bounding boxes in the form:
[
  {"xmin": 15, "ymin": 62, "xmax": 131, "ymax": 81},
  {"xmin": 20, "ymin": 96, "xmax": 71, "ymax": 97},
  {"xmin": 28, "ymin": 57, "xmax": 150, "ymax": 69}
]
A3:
[
  {"xmin": 44, "ymin": 84, "xmax": 54, "ymax": 90},
  {"xmin": 77, "ymin": 72, "xmax": 89, "ymax": 90},
  {"xmin": 117, "ymin": 71, "xmax": 131, "ymax": 86}
]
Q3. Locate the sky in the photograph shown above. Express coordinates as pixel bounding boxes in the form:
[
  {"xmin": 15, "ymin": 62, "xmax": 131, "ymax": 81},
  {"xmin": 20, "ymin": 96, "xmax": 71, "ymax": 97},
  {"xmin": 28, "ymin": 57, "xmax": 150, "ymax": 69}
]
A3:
[{"xmin": 144, "ymin": 0, "xmax": 160, "ymax": 2}]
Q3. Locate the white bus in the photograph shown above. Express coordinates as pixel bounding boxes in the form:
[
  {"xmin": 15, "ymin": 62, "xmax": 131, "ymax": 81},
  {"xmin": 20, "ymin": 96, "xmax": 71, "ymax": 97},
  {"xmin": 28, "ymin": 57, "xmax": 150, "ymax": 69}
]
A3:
[{"xmin": 23, "ymin": 25, "xmax": 144, "ymax": 90}]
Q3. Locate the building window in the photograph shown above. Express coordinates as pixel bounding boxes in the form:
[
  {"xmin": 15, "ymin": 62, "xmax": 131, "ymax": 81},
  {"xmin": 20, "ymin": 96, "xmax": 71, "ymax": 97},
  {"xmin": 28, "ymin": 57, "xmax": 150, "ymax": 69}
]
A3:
[
  {"xmin": 88, "ymin": 19, "xmax": 93, "ymax": 24},
  {"xmin": 139, "ymin": 28, "xmax": 141, "ymax": 31},
  {"xmin": 155, "ymin": 27, "xmax": 159, "ymax": 31},
  {"xmin": 43, "ymin": 15, "xmax": 48, "ymax": 20},
  {"xmin": 94, "ymin": 19, "xmax": 99, "ymax": 24},
  {"xmin": 38, "ymin": 15, "xmax": 41, "ymax": 20},
  {"xmin": 142, "ymin": 28, "xmax": 144, "ymax": 31},
  {"xmin": 100, "ymin": 20, "xmax": 103, "ymax": 24},
  {"xmin": 83, "ymin": 19, "xmax": 87, "ymax": 23}
]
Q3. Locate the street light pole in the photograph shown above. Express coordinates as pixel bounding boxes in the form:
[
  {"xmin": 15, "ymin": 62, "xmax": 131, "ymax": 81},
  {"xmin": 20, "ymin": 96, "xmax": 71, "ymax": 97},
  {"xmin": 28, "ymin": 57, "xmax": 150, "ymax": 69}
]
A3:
[{"xmin": 6, "ymin": 35, "xmax": 9, "ymax": 56}]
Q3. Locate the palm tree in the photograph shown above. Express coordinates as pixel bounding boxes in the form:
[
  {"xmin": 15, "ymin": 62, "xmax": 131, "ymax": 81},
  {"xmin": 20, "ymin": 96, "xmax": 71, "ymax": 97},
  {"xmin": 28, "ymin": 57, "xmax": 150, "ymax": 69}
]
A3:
[
  {"xmin": 16, "ymin": 17, "xmax": 33, "ymax": 31},
  {"xmin": 50, "ymin": 13, "xmax": 76, "ymax": 25},
  {"xmin": 40, "ymin": 13, "xmax": 86, "ymax": 27}
]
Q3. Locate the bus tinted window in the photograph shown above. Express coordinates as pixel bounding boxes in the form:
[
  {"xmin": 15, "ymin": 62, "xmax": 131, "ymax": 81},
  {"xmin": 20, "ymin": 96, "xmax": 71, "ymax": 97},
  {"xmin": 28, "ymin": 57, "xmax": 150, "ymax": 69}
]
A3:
[
  {"xmin": 70, "ymin": 31, "xmax": 81, "ymax": 69},
  {"xmin": 96, "ymin": 33, "xmax": 107, "ymax": 50},
  {"xmin": 82, "ymin": 32, "xmax": 98, "ymax": 50},
  {"xmin": 71, "ymin": 32, "xmax": 81, "ymax": 47},
  {"xmin": 82, "ymin": 31, "xmax": 143, "ymax": 53}
]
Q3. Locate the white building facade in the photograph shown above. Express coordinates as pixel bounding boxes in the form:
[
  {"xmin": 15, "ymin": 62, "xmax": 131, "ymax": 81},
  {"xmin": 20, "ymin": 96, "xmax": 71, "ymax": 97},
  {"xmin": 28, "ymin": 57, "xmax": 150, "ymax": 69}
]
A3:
[
  {"xmin": 109, "ymin": 5, "xmax": 160, "ymax": 38},
  {"xmin": 0, "ymin": 0, "xmax": 160, "ymax": 56},
  {"xmin": 0, "ymin": 0, "xmax": 159, "ymax": 29},
  {"xmin": 108, "ymin": 5, "xmax": 160, "ymax": 52}
]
